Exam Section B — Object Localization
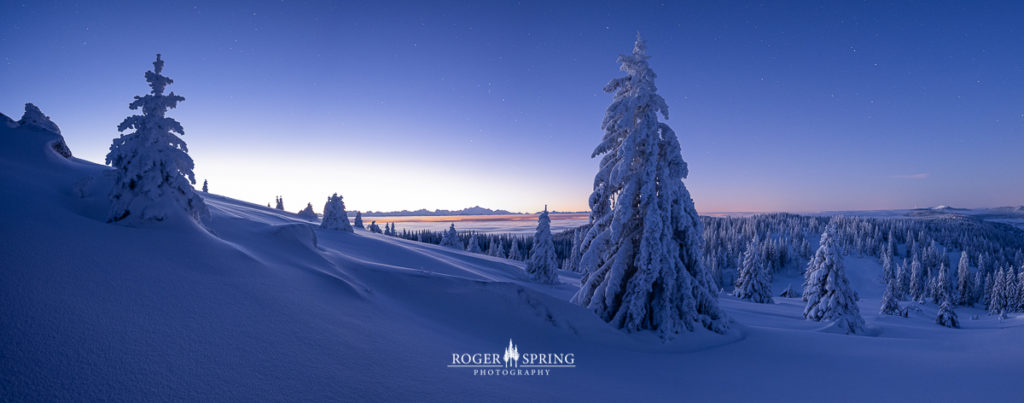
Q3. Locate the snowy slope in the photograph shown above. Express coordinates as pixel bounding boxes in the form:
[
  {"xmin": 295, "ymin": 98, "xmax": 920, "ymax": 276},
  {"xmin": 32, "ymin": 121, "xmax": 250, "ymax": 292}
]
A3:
[{"xmin": 3, "ymin": 122, "xmax": 1024, "ymax": 402}]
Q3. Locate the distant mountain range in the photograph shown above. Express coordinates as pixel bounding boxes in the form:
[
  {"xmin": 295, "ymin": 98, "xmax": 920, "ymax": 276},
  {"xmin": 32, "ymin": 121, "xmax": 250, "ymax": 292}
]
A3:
[
  {"xmin": 359, "ymin": 206, "xmax": 588, "ymax": 217},
  {"xmin": 814, "ymin": 205, "xmax": 1024, "ymax": 231}
]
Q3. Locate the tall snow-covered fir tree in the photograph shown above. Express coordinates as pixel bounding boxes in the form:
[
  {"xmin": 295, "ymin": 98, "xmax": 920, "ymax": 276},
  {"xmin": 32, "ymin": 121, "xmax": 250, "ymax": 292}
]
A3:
[
  {"xmin": 201, "ymin": 179, "xmax": 208, "ymax": 193},
  {"xmin": 297, "ymin": 203, "xmax": 317, "ymax": 220},
  {"xmin": 802, "ymin": 224, "xmax": 866, "ymax": 334},
  {"xmin": 320, "ymin": 193, "xmax": 353, "ymax": 232},
  {"xmin": 106, "ymin": 54, "xmax": 207, "ymax": 224},
  {"xmin": 353, "ymin": 211, "xmax": 364, "ymax": 229},
  {"xmin": 571, "ymin": 36, "xmax": 728, "ymax": 337},
  {"xmin": 734, "ymin": 239, "xmax": 773, "ymax": 304},
  {"xmin": 526, "ymin": 207, "xmax": 559, "ymax": 284},
  {"xmin": 439, "ymin": 224, "xmax": 462, "ymax": 249}
]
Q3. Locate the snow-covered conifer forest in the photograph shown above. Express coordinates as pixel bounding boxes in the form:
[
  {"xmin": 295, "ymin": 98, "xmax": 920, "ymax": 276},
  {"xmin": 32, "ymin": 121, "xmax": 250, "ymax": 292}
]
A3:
[{"xmin": 3, "ymin": 26, "xmax": 1024, "ymax": 403}]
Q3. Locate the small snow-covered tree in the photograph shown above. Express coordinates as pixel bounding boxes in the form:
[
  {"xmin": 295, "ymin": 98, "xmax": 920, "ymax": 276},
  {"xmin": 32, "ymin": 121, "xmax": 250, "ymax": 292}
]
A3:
[
  {"xmin": 1017, "ymin": 271, "xmax": 1024, "ymax": 312},
  {"xmin": 973, "ymin": 271, "xmax": 986, "ymax": 308},
  {"xmin": 563, "ymin": 227, "xmax": 586, "ymax": 273},
  {"xmin": 572, "ymin": 35, "xmax": 728, "ymax": 337},
  {"xmin": 487, "ymin": 239, "xmax": 505, "ymax": 257},
  {"xmin": 879, "ymin": 277, "xmax": 903, "ymax": 316},
  {"xmin": 275, "ymin": 196, "xmax": 284, "ymax": 211},
  {"xmin": 297, "ymin": 202, "xmax": 317, "ymax": 220},
  {"xmin": 202, "ymin": 179, "xmax": 208, "ymax": 193},
  {"xmin": 734, "ymin": 239, "xmax": 773, "ymax": 303},
  {"xmin": 353, "ymin": 211, "xmax": 364, "ymax": 229},
  {"xmin": 368, "ymin": 220, "xmax": 382, "ymax": 233},
  {"xmin": 106, "ymin": 55, "xmax": 207, "ymax": 224},
  {"xmin": 881, "ymin": 250, "xmax": 895, "ymax": 285},
  {"xmin": 909, "ymin": 256, "xmax": 926, "ymax": 302},
  {"xmin": 803, "ymin": 224, "xmax": 866, "ymax": 334},
  {"xmin": 931, "ymin": 262, "xmax": 953, "ymax": 304},
  {"xmin": 1003, "ymin": 269, "xmax": 1019, "ymax": 313},
  {"xmin": 989, "ymin": 268, "xmax": 1006, "ymax": 315},
  {"xmin": 320, "ymin": 193, "xmax": 353, "ymax": 232},
  {"xmin": 955, "ymin": 251, "xmax": 972, "ymax": 306},
  {"xmin": 439, "ymin": 224, "xmax": 462, "ymax": 249},
  {"xmin": 894, "ymin": 259, "xmax": 909, "ymax": 300},
  {"xmin": 466, "ymin": 233, "xmax": 483, "ymax": 253},
  {"xmin": 525, "ymin": 207, "xmax": 559, "ymax": 284},
  {"xmin": 507, "ymin": 239, "xmax": 523, "ymax": 261},
  {"xmin": 936, "ymin": 294, "xmax": 960, "ymax": 328}
]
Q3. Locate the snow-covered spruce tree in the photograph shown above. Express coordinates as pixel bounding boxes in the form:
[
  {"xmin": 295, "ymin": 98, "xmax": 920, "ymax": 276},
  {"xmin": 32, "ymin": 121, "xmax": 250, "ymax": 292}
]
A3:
[
  {"xmin": 368, "ymin": 221, "xmax": 382, "ymax": 234},
  {"xmin": 989, "ymin": 268, "xmax": 1006, "ymax": 315},
  {"xmin": 19, "ymin": 103, "xmax": 73, "ymax": 158},
  {"xmin": 526, "ymin": 207, "xmax": 559, "ymax": 284},
  {"xmin": 931, "ymin": 262, "xmax": 953, "ymax": 304},
  {"xmin": 439, "ymin": 224, "xmax": 462, "ymax": 249},
  {"xmin": 297, "ymin": 202, "xmax": 317, "ymax": 220},
  {"xmin": 984, "ymin": 272, "xmax": 995, "ymax": 310},
  {"xmin": 879, "ymin": 276, "xmax": 903, "ymax": 316},
  {"xmin": 909, "ymin": 256, "xmax": 926, "ymax": 302},
  {"xmin": 507, "ymin": 239, "xmax": 523, "ymax": 261},
  {"xmin": 320, "ymin": 193, "xmax": 353, "ymax": 232},
  {"xmin": 201, "ymin": 179, "xmax": 208, "ymax": 193},
  {"xmin": 106, "ymin": 54, "xmax": 207, "ymax": 224},
  {"xmin": 466, "ymin": 233, "xmax": 483, "ymax": 253},
  {"xmin": 955, "ymin": 251, "xmax": 972, "ymax": 306},
  {"xmin": 973, "ymin": 271, "xmax": 986, "ymax": 308},
  {"xmin": 734, "ymin": 239, "xmax": 773, "ymax": 303},
  {"xmin": 1002, "ymin": 269, "xmax": 1019, "ymax": 314},
  {"xmin": 353, "ymin": 211, "xmax": 364, "ymax": 229},
  {"xmin": 563, "ymin": 227, "xmax": 586, "ymax": 273},
  {"xmin": 802, "ymin": 224, "xmax": 866, "ymax": 334},
  {"xmin": 1017, "ymin": 271, "xmax": 1024, "ymax": 312},
  {"xmin": 275, "ymin": 196, "xmax": 284, "ymax": 211},
  {"xmin": 487, "ymin": 239, "xmax": 505, "ymax": 257},
  {"xmin": 936, "ymin": 294, "xmax": 960, "ymax": 328},
  {"xmin": 895, "ymin": 259, "xmax": 909, "ymax": 300},
  {"xmin": 571, "ymin": 36, "xmax": 727, "ymax": 337},
  {"xmin": 881, "ymin": 250, "xmax": 895, "ymax": 285}
]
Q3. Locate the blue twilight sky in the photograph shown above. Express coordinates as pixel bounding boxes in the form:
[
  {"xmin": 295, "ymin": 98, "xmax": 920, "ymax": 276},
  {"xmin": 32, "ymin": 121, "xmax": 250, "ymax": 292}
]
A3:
[{"xmin": 2, "ymin": 1, "xmax": 1023, "ymax": 213}]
